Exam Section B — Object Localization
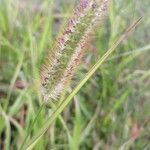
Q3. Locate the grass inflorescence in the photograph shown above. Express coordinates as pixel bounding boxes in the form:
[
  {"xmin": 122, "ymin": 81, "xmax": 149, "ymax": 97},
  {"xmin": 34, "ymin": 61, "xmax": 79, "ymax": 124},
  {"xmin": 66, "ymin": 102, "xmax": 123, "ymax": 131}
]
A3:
[{"xmin": 41, "ymin": 0, "xmax": 110, "ymax": 102}]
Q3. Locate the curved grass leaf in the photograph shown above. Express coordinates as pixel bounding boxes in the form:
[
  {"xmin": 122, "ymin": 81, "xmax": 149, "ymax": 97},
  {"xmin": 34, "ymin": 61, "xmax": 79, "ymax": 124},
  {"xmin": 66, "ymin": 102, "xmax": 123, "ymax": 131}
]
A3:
[{"xmin": 21, "ymin": 17, "xmax": 142, "ymax": 150}]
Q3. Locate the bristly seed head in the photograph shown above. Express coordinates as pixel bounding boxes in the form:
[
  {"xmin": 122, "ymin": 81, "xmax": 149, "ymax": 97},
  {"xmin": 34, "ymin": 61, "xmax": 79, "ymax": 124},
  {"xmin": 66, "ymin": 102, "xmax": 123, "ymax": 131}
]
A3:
[{"xmin": 40, "ymin": 0, "xmax": 110, "ymax": 102}]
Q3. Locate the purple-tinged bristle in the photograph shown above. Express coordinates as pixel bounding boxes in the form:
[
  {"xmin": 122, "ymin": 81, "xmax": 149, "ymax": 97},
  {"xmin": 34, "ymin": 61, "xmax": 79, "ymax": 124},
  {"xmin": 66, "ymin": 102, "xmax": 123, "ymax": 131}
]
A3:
[
  {"xmin": 101, "ymin": 0, "xmax": 108, "ymax": 11},
  {"xmin": 41, "ymin": 0, "xmax": 110, "ymax": 101},
  {"xmin": 80, "ymin": 0, "xmax": 89, "ymax": 9},
  {"xmin": 75, "ymin": 0, "xmax": 91, "ymax": 16}
]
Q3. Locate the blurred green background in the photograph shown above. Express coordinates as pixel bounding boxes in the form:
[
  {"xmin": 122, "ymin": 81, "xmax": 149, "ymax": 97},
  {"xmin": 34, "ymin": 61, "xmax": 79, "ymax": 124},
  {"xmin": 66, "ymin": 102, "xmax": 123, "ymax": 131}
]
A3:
[{"xmin": 0, "ymin": 0, "xmax": 150, "ymax": 149}]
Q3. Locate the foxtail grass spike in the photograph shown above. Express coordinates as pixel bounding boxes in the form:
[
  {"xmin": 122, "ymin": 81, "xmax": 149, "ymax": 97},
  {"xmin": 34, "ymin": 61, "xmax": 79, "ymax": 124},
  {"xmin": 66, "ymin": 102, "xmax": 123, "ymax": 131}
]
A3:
[{"xmin": 41, "ymin": 0, "xmax": 110, "ymax": 102}]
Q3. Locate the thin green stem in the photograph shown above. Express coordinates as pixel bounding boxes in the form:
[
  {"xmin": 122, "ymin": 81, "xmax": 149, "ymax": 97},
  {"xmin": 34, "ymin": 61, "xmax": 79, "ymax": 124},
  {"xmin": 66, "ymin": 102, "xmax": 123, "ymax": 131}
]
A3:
[{"xmin": 21, "ymin": 17, "xmax": 142, "ymax": 150}]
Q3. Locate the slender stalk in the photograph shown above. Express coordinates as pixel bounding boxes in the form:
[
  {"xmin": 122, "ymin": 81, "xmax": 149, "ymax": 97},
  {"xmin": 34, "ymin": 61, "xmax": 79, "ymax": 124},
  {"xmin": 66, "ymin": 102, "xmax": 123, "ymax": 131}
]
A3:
[{"xmin": 21, "ymin": 17, "xmax": 142, "ymax": 150}]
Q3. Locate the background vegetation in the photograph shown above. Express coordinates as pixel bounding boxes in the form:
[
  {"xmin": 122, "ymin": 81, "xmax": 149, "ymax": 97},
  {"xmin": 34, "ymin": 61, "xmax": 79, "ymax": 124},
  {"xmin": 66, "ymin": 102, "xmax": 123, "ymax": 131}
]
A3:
[{"xmin": 0, "ymin": 0, "xmax": 149, "ymax": 149}]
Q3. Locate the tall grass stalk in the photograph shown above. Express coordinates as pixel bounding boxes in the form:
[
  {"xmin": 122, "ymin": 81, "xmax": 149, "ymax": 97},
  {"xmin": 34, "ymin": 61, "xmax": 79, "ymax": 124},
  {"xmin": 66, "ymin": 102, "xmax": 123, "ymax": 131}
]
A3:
[{"xmin": 21, "ymin": 17, "xmax": 142, "ymax": 150}]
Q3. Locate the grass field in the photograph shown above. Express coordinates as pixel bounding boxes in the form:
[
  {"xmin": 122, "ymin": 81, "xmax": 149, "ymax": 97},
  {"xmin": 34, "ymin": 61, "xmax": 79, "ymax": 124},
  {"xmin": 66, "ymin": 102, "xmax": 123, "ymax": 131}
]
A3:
[{"xmin": 0, "ymin": 0, "xmax": 150, "ymax": 149}]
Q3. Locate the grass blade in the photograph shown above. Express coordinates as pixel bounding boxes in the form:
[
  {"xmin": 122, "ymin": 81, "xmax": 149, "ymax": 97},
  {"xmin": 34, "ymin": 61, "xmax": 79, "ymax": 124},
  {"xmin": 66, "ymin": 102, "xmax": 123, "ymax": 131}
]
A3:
[{"xmin": 22, "ymin": 17, "xmax": 142, "ymax": 150}]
